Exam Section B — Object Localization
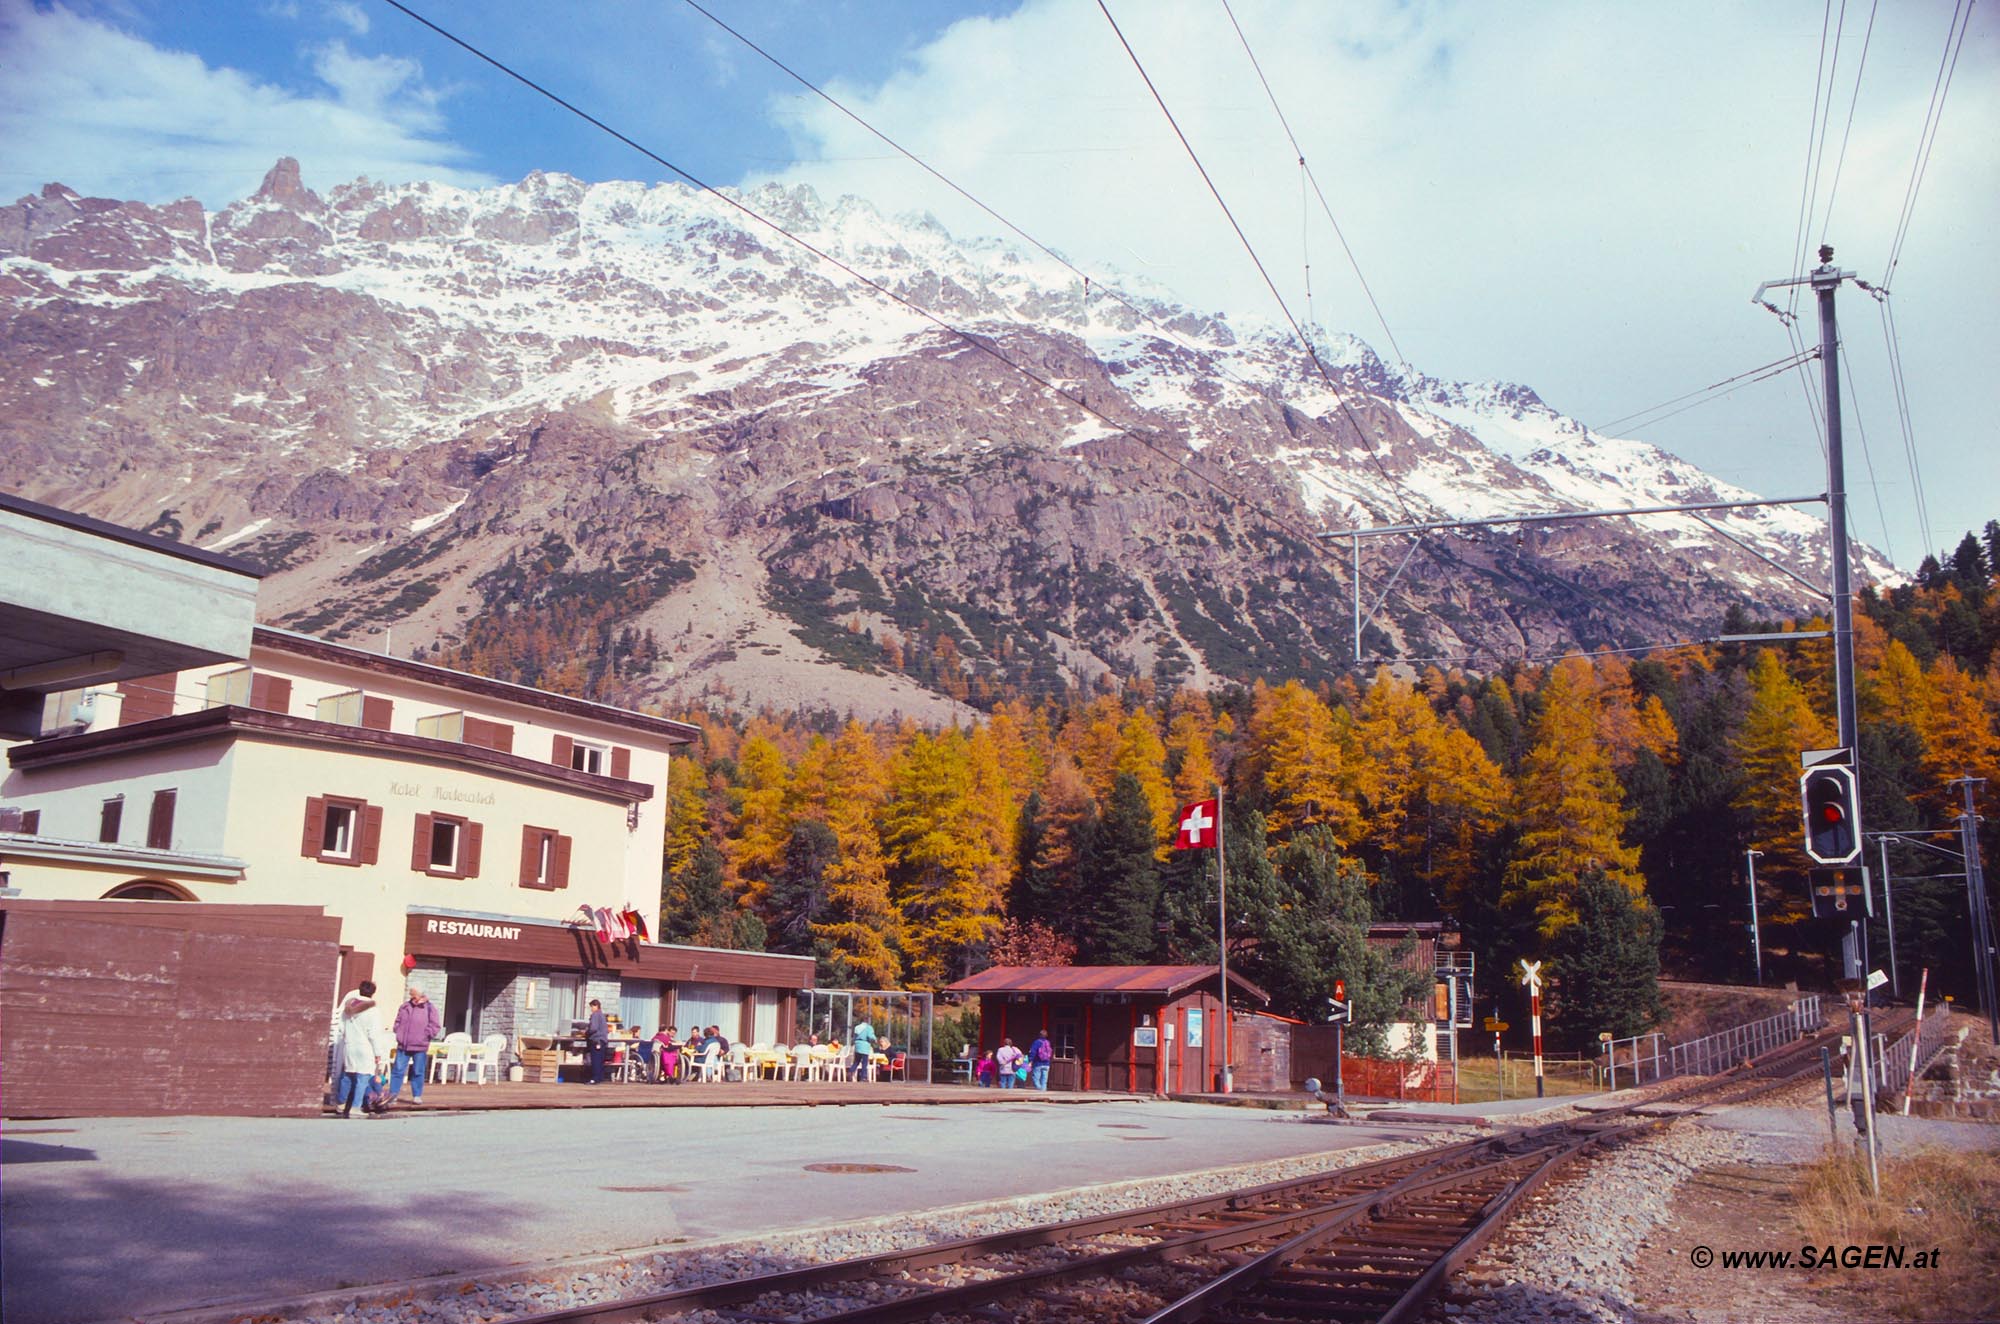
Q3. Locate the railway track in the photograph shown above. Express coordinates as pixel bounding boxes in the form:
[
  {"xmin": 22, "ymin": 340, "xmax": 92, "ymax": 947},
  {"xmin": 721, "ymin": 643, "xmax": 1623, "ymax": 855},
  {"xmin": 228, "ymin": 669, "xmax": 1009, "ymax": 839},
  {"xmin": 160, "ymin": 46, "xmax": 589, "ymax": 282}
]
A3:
[{"xmin": 503, "ymin": 1011, "xmax": 1883, "ymax": 1324}]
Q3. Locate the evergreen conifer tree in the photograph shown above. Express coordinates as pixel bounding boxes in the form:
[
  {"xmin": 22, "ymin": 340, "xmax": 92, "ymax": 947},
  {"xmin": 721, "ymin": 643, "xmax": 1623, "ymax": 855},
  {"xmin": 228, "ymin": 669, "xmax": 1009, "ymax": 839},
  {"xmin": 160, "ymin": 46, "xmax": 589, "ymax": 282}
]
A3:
[
  {"xmin": 1079, "ymin": 772, "xmax": 1162, "ymax": 963},
  {"xmin": 1548, "ymin": 870, "xmax": 1663, "ymax": 1049}
]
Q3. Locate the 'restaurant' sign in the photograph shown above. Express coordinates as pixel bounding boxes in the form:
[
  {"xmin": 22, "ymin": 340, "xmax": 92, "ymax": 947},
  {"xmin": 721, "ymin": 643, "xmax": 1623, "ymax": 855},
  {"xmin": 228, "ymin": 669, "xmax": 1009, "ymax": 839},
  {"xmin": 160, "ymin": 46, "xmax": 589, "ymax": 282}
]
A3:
[{"xmin": 424, "ymin": 917, "xmax": 522, "ymax": 942}]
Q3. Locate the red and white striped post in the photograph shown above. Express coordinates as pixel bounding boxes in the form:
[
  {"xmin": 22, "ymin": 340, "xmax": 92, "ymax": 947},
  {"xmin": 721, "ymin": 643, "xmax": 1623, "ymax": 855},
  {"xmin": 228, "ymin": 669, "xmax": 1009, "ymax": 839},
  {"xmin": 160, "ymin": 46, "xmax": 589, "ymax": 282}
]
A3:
[
  {"xmin": 1902, "ymin": 967, "xmax": 1928, "ymax": 1117},
  {"xmin": 1521, "ymin": 959, "xmax": 1545, "ymax": 1099}
]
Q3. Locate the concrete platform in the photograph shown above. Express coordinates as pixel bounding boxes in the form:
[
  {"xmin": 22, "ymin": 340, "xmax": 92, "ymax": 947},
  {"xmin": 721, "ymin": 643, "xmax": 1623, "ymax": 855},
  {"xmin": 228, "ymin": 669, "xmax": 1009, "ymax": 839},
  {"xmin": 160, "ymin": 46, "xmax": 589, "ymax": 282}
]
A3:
[{"xmin": 2, "ymin": 1097, "xmax": 1431, "ymax": 1324}]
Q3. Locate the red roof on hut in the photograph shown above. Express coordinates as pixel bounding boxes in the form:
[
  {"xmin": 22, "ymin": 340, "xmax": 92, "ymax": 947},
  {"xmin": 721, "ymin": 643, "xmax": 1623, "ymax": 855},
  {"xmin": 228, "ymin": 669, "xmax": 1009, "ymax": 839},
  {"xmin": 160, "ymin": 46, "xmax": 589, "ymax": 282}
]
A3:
[{"xmin": 945, "ymin": 964, "xmax": 1270, "ymax": 1003}]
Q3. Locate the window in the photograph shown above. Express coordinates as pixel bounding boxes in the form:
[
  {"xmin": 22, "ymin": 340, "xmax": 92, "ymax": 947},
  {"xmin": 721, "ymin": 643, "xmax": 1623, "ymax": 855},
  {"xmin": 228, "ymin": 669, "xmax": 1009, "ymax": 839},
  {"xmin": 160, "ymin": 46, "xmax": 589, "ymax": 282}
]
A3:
[
  {"xmin": 411, "ymin": 812, "xmax": 482, "ymax": 879},
  {"xmin": 415, "ymin": 711, "xmax": 465, "ymax": 742},
  {"xmin": 553, "ymin": 735, "xmax": 631, "ymax": 778},
  {"xmin": 204, "ymin": 668, "xmax": 252, "ymax": 709},
  {"xmin": 315, "ymin": 690, "xmax": 364, "ymax": 726},
  {"xmin": 301, "ymin": 796, "xmax": 382, "ymax": 866},
  {"xmin": 430, "ymin": 817, "xmax": 459, "ymax": 870},
  {"xmin": 100, "ymin": 795, "xmax": 124, "ymax": 843},
  {"xmin": 146, "ymin": 789, "xmax": 176, "ymax": 851},
  {"xmin": 518, "ymin": 825, "xmax": 572, "ymax": 889},
  {"xmin": 323, "ymin": 803, "xmax": 356, "ymax": 858}
]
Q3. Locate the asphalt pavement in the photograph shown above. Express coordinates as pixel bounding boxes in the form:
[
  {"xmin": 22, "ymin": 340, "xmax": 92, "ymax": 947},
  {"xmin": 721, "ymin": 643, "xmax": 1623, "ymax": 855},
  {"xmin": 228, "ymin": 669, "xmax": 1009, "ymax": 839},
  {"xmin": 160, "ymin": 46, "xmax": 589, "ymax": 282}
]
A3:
[{"xmin": 2, "ymin": 1098, "xmax": 1424, "ymax": 1324}]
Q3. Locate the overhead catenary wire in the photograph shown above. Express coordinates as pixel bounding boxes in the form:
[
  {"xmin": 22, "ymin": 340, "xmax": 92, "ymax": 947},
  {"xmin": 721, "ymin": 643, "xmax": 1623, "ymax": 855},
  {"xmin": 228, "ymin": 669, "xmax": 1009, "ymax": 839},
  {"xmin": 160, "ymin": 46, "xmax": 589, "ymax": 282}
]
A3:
[
  {"xmin": 1785, "ymin": 0, "xmax": 1840, "ymax": 318},
  {"xmin": 376, "ymin": 0, "xmax": 1346, "ymax": 554},
  {"xmin": 1837, "ymin": 340, "xmax": 1896, "ymax": 567},
  {"xmin": 1096, "ymin": 0, "xmax": 1422, "ymax": 526},
  {"xmin": 1219, "ymin": 0, "xmax": 1409, "ymax": 371},
  {"xmin": 1817, "ymin": 0, "xmax": 1880, "ymax": 245},
  {"xmin": 1876, "ymin": 296, "xmax": 1934, "ymax": 548},
  {"xmin": 1591, "ymin": 348, "xmax": 1819, "ymax": 436},
  {"xmin": 1883, "ymin": 0, "xmax": 1974, "ymax": 289}
]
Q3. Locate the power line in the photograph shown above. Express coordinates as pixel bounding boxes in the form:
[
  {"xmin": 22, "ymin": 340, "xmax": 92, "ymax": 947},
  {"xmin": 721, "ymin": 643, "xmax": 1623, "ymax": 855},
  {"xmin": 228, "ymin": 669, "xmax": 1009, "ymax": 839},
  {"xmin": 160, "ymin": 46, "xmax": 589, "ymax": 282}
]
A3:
[
  {"xmin": 376, "ymin": 0, "xmax": 1332, "ymax": 545},
  {"xmin": 1592, "ymin": 348, "xmax": 1818, "ymax": 436},
  {"xmin": 1876, "ymin": 295, "xmax": 1934, "ymax": 548},
  {"xmin": 1838, "ymin": 340, "xmax": 1896, "ymax": 567},
  {"xmin": 1785, "ymin": 0, "xmax": 1839, "ymax": 317},
  {"xmin": 1096, "ymin": 0, "xmax": 1422, "ymax": 526},
  {"xmin": 1219, "ymin": 0, "xmax": 1409, "ymax": 370},
  {"xmin": 1883, "ymin": 0, "xmax": 1974, "ymax": 288},
  {"xmin": 1818, "ymin": 0, "xmax": 1880, "ymax": 245}
]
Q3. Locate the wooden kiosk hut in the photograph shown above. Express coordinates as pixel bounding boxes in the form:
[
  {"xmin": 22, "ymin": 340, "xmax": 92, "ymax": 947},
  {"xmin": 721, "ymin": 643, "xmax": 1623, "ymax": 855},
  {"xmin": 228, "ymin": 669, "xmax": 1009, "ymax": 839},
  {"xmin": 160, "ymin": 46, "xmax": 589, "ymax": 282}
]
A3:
[{"xmin": 946, "ymin": 965, "xmax": 1269, "ymax": 1094}]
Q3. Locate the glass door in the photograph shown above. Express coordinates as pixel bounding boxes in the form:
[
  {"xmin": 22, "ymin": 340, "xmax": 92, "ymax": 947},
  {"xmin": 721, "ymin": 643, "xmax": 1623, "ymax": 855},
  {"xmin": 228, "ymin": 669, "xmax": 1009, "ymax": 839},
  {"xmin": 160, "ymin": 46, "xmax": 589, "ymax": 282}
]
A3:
[{"xmin": 443, "ymin": 968, "xmax": 480, "ymax": 1038}]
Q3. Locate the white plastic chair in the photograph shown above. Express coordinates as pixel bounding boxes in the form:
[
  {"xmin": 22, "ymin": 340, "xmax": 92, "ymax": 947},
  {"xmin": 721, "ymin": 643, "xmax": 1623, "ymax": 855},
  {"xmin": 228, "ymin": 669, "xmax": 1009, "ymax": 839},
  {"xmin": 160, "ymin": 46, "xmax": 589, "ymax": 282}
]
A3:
[
  {"xmin": 465, "ymin": 1033, "xmax": 506, "ymax": 1085},
  {"xmin": 724, "ymin": 1044, "xmax": 751, "ymax": 1081},
  {"xmin": 791, "ymin": 1045, "xmax": 819, "ymax": 1082},
  {"xmin": 431, "ymin": 1032, "xmax": 473, "ymax": 1083},
  {"xmin": 829, "ymin": 1046, "xmax": 853, "ymax": 1082},
  {"xmin": 696, "ymin": 1042, "xmax": 724, "ymax": 1083}
]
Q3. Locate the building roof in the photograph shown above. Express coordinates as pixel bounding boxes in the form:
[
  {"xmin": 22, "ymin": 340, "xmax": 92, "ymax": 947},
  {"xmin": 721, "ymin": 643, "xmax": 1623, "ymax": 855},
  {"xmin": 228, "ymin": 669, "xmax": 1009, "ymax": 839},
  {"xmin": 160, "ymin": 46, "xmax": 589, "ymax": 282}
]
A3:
[
  {"xmin": 0, "ymin": 491, "xmax": 265, "ymax": 578},
  {"xmin": 945, "ymin": 964, "xmax": 1270, "ymax": 1003},
  {"xmin": 253, "ymin": 627, "xmax": 700, "ymax": 744}
]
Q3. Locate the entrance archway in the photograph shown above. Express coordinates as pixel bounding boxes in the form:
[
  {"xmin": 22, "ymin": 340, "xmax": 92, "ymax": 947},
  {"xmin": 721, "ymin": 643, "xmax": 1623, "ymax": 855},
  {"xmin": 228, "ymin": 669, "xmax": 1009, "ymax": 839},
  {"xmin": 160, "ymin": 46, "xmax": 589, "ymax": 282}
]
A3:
[{"xmin": 102, "ymin": 879, "xmax": 196, "ymax": 901}]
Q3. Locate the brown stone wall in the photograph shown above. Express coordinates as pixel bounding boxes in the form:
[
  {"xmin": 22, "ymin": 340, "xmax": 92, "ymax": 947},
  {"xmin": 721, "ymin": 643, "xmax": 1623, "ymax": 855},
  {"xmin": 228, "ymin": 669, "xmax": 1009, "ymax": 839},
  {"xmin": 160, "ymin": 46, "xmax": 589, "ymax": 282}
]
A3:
[{"xmin": 0, "ymin": 899, "xmax": 342, "ymax": 1117}]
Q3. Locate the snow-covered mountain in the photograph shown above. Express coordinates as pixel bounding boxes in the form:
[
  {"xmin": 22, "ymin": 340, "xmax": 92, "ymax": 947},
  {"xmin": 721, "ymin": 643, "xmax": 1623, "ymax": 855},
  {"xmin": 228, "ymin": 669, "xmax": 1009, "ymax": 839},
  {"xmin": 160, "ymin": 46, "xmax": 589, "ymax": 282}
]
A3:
[{"xmin": 0, "ymin": 160, "xmax": 1879, "ymax": 713}]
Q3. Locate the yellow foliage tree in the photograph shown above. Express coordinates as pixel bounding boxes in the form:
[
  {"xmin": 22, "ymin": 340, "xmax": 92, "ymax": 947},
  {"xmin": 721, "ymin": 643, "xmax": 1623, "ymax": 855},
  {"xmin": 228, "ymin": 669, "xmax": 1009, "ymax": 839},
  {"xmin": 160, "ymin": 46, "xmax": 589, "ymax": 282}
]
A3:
[
  {"xmin": 728, "ymin": 731, "xmax": 791, "ymax": 908},
  {"xmin": 813, "ymin": 722, "xmax": 901, "ymax": 986},
  {"xmin": 881, "ymin": 729, "xmax": 1005, "ymax": 988},
  {"xmin": 1245, "ymin": 680, "xmax": 1360, "ymax": 842},
  {"xmin": 1734, "ymin": 649, "xmax": 1834, "ymax": 918},
  {"xmin": 1501, "ymin": 657, "xmax": 1645, "ymax": 936}
]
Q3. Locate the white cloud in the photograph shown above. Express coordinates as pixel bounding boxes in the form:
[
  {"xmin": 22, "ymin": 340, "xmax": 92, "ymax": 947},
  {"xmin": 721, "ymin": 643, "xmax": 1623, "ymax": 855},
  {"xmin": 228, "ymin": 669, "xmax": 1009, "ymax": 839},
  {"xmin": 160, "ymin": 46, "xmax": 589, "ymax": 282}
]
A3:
[
  {"xmin": 0, "ymin": 2, "xmax": 488, "ymax": 206},
  {"xmin": 326, "ymin": 1, "xmax": 368, "ymax": 37},
  {"xmin": 749, "ymin": 0, "xmax": 1999, "ymax": 566}
]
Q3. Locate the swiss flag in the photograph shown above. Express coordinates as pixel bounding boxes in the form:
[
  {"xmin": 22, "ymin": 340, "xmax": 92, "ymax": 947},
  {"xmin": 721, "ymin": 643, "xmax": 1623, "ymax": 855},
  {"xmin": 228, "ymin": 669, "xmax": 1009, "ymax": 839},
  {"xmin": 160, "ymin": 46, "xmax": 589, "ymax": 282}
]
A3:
[{"xmin": 1173, "ymin": 798, "xmax": 1219, "ymax": 851}]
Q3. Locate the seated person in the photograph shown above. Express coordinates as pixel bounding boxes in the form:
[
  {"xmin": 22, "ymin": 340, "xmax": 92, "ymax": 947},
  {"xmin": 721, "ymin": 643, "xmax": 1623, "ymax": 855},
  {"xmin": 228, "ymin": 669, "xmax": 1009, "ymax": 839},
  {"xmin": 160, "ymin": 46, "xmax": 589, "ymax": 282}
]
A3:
[
  {"xmin": 701, "ymin": 1025, "xmax": 731, "ymax": 1056},
  {"xmin": 629, "ymin": 1026, "xmax": 656, "ymax": 1077},
  {"xmin": 653, "ymin": 1026, "xmax": 681, "ymax": 1082}
]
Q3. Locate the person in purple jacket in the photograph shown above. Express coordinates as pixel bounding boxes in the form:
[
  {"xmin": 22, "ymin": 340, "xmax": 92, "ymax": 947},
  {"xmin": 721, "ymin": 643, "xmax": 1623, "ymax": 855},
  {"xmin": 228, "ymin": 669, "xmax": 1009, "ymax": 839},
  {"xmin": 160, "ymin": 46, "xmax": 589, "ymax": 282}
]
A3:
[{"xmin": 388, "ymin": 985, "xmax": 443, "ymax": 1105}]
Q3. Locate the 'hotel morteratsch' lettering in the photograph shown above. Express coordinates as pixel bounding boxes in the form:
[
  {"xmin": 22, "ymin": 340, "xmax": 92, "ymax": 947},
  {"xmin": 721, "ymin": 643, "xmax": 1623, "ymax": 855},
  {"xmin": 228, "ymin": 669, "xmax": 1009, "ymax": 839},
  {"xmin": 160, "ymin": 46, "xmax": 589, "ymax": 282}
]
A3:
[
  {"xmin": 432, "ymin": 786, "xmax": 498, "ymax": 805},
  {"xmin": 426, "ymin": 918, "xmax": 522, "ymax": 941}
]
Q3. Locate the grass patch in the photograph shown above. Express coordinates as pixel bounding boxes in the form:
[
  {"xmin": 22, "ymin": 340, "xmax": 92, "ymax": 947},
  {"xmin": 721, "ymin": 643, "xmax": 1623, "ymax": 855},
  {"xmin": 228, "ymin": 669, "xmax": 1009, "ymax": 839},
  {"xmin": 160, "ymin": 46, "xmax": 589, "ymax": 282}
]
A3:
[
  {"xmin": 1450, "ymin": 1055, "xmax": 1601, "ymax": 1102},
  {"xmin": 1793, "ymin": 1145, "xmax": 2000, "ymax": 1319}
]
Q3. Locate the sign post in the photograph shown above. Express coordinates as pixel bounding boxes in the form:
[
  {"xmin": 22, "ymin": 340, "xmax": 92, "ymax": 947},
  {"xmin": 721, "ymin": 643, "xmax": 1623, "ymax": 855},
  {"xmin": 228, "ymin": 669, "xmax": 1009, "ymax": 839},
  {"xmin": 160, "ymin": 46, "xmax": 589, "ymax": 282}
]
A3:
[
  {"xmin": 1328, "ymin": 978, "xmax": 1350, "ymax": 1115},
  {"xmin": 1520, "ymin": 959, "xmax": 1545, "ymax": 1098},
  {"xmin": 1484, "ymin": 1009, "xmax": 1508, "ymax": 1100},
  {"xmin": 1903, "ymin": 967, "xmax": 1929, "ymax": 1117}
]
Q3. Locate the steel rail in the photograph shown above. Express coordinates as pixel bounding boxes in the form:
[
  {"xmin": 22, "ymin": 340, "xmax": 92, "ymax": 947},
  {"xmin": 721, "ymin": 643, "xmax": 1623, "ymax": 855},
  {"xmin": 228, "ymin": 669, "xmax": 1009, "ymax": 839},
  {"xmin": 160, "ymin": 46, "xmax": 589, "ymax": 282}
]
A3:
[
  {"xmin": 494, "ymin": 1139, "xmax": 1501, "ymax": 1324},
  {"xmin": 496, "ymin": 1010, "xmax": 1903, "ymax": 1324}
]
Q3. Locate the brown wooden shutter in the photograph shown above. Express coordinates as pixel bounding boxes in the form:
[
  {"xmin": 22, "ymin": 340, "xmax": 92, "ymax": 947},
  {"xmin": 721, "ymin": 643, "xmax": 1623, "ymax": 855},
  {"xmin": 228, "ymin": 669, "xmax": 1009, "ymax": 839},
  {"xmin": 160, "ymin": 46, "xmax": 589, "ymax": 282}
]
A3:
[
  {"xmin": 411, "ymin": 813, "xmax": 433, "ymax": 871},
  {"xmin": 519, "ymin": 827, "xmax": 540, "ymax": 886},
  {"xmin": 361, "ymin": 695, "xmax": 393, "ymax": 730},
  {"xmin": 359, "ymin": 804, "xmax": 383, "ymax": 865},
  {"xmin": 100, "ymin": 797, "xmax": 124, "ymax": 843},
  {"xmin": 610, "ymin": 746, "xmax": 631, "ymax": 780},
  {"xmin": 248, "ymin": 673, "xmax": 292, "ymax": 714},
  {"xmin": 489, "ymin": 721, "xmax": 515, "ymax": 754},
  {"xmin": 552, "ymin": 833, "xmax": 572, "ymax": 889},
  {"xmin": 118, "ymin": 673, "xmax": 177, "ymax": 725},
  {"xmin": 147, "ymin": 789, "xmax": 177, "ymax": 850},
  {"xmin": 462, "ymin": 820, "xmax": 483, "ymax": 878},
  {"xmin": 552, "ymin": 734, "xmax": 574, "ymax": 769},
  {"xmin": 20, "ymin": 809, "xmax": 39, "ymax": 834},
  {"xmin": 302, "ymin": 797, "xmax": 327, "ymax": 857}
]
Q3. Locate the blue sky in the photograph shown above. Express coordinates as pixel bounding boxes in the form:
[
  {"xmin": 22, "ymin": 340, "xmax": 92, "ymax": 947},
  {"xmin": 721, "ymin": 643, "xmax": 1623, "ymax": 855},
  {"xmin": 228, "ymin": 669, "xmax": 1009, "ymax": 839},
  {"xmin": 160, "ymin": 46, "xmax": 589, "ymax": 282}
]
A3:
[{"xmin": 2, "ymin": 0, "xmax": 1994, "ymax": 571}]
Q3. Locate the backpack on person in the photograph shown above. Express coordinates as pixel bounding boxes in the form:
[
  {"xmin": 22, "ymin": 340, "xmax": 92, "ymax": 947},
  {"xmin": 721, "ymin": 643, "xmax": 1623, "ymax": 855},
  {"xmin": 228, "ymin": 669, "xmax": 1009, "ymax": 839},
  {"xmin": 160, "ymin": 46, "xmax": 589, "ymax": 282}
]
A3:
[{"xmin": 1033, "ymin": 1038, "xmax": 1053, "ymax": 1063}]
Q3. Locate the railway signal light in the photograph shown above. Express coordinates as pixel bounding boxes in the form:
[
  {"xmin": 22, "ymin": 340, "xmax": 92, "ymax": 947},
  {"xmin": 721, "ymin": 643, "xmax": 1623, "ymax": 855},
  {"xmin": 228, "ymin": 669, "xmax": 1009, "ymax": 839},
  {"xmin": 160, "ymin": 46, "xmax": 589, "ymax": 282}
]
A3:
[
  {"xmin": 1800, "ymin": 764, "xmax": 1861, "ymax": 865},
  {"xmin": 1810, "ymin": 866, "xmax": 1869, "ymax": 918}
]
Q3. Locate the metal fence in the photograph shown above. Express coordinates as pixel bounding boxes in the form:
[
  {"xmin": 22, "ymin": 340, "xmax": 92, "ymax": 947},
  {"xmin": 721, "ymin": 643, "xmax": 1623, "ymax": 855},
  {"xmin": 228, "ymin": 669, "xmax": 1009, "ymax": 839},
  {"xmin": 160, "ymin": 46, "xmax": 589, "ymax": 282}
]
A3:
[
  {"xmin": 1596, "ymin": 996, "xmax": 1825, "ymax": 1089},
  {"xmin": 1662, "ymin": 996, "xmax": 1823, "ymax": 1080},
  {"xmin": 797, "ymin": 988, "xmax": 934, "ymax": 1083},
  {"xmin": 1872, "ymin": 1005, "xmax": 1954, "ymax": 1098}
]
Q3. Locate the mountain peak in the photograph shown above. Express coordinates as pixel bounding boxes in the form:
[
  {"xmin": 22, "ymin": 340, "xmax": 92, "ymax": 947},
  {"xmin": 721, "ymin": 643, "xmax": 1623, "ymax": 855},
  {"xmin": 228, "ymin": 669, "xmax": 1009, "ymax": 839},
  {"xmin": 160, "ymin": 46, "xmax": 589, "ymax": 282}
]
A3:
[{"xmin": 254, "ymin": 157, "xmax": 322, "ymax": 211}]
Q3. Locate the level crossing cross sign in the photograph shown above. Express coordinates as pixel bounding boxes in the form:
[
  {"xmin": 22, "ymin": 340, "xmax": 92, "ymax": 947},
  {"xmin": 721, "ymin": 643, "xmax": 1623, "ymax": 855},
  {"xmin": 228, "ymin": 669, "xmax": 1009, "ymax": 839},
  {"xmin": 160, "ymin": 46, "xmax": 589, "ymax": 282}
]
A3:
[
  {"xmin": 1518, "ymin": 959, "xmax": 1542, "ymax": 993},
  {"xmin": 1173, "ymin": 799, "xmax": 1218, "ymax": 851}
]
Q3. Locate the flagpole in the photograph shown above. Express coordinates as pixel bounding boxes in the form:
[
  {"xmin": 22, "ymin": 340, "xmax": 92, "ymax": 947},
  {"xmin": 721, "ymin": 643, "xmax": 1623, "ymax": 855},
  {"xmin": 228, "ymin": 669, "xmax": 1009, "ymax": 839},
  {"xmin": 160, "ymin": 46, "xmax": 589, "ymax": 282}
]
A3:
[{"xmin": 1217, "ymin": 783, "xmax": 1232, "ymax": 1095}]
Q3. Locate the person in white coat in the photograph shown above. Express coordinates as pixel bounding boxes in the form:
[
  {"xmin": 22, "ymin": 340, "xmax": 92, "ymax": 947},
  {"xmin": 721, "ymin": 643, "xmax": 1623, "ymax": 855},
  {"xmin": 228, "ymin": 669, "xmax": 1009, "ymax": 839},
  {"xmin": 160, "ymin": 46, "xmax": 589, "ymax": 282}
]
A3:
[{"xmin": 334, "ymin": 981, "xmax": 387, "ymax": 1118}]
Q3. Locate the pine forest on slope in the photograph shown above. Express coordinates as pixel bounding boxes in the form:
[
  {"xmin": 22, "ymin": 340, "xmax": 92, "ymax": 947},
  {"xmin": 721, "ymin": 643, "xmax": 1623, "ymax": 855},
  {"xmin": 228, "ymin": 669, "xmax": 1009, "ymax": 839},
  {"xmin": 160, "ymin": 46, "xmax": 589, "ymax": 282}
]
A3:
[{"xmin": 0, "ymin": 160, "xmax": 1895, "ymax": 717}]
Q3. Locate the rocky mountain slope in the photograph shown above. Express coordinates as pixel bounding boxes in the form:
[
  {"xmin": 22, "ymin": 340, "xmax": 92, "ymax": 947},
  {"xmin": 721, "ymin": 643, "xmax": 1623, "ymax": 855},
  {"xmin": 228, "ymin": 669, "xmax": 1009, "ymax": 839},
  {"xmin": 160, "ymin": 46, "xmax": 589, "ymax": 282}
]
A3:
[{"xmin": 0, "ymin": 160, "xmax": 1881, "ymax": 715}]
